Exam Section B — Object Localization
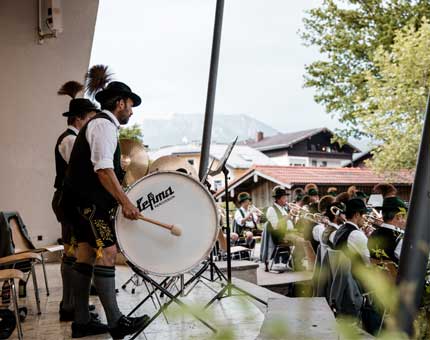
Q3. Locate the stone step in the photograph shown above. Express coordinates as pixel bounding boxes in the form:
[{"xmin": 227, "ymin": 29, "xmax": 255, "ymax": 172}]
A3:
[{"xmin": 257, "ymin": 297, "xmax": 339, "ymax": 340}]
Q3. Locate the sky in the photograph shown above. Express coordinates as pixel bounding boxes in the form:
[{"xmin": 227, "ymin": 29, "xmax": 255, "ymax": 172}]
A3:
[{"xmin": 90, "ymin": 0, "xmax": 345, "ymax": 136}]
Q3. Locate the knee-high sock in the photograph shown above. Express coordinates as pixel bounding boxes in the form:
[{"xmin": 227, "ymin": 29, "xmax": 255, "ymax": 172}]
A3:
[
  {"xmin": 93, "ymin": 265, "xmax": 122, "ymax": 328},
  {"xmin": 61, "ymin": 256, "xmax": 76, "ymax": 312},
  {"xmin": 72, "ymin": 262, "xmax": 93, "ymax": 324}
]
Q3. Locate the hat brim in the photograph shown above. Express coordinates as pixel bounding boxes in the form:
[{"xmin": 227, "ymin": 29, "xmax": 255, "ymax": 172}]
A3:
[
  {"xmin": 62, "ymin": 108, "xmax": 99, "ymax": 117},
  {"xmin": 95, "ymin": 89, "xmax": 142, "ymax": 107}
]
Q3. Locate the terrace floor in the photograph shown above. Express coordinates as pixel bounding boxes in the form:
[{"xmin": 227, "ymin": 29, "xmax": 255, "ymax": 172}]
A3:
[{"xmin": 6, "ymin": 263, "xmax": 265, "ymax": 339}]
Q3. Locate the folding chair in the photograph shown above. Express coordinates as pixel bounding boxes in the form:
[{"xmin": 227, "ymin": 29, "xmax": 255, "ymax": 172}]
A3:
[
  {"xmin": 0, "ymin": 253, "xmax": 42, "ymax": 315},
  {"xmin": 1, "ymin": 211, "xmax": 64, "ymax": 296},
  {"xmin": 269, "ymin": 243, "xmax": 293, "ymax": 271},
  {"xmin": 0, "ymin": 269, "xmax": 25, "ymax": 340}
]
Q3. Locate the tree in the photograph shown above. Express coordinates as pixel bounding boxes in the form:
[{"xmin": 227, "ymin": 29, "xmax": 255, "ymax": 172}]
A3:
[
  {"xmin": 301, "ymin": 0, "xmax": 430, "ymax": 139},
  {"xmin": 356, "ymin": 19, "xmax": 430, "ymax": 171},
  {"xmin": 119, "ymin": 123, "xmax": 143, "ymax": 142}
]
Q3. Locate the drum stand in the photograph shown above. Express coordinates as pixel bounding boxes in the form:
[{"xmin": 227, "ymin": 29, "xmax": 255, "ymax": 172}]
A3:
[
  {"xmin": 204, "ymin": 166, "xmax": 268, "ymax": 309},
  {"xmin": 127, "ymin": 263, "xmax": 217, "ymax": 339}
]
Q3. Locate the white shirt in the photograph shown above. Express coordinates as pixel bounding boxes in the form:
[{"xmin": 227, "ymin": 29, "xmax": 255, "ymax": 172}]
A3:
[
  {"xmin": 346, "ymin": 222, "xmax": 370, "ymax": 264},
  {"xmin": 85, "ymin": 110, "xmax": 120, "ymax": 171},
  {"xmin": 394, "ymin": 238, "xmax": 403, "ymax": 260},
  {"xmin": 328, "ymin": 222, "xmax": 340, "ymax": 245},
  {"xmin": 312, "ymin": 223, "xmax": 325, "ymax": 243},
  {"xmin": 234, "ymin": 207, "xmax": 258, "ymax": 228},
  {"xmin": 266, "ymin": 203, "xmax": 294, "ymax": 231},
  {"xmin": 58, "ymin": 125, "xmax": 78, "ymax": 164}
]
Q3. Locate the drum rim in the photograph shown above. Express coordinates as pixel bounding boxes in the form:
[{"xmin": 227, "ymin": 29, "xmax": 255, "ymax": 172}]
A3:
[{"xmin": 115, "ymin": 170, "xmax": 220, "ymax": 277}]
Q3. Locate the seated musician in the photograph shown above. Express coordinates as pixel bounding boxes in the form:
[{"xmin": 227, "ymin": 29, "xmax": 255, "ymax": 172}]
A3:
[
  {"xmin": 261, "ymin": 186, "xmax": 304, "ymax": 271},
  {"xmin": 321, "ymin": 201, "xmax": 346, "ymax": 250},
  {"xmin": 368, "ymin": 197, "xmax": 407, "ymax": 264},
  {"xmin": 233, "ymin": 192, "xmax": 260, "ymax": 247},
  {"xmin": 333, "ymin": 198, "xmax": 370, "ymax": 265}
]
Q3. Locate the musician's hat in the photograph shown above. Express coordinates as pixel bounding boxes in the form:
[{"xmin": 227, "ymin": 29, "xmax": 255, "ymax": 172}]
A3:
[
  {"xmin": 345, "ymin": 198, "xmax": 367, "ymax": 215},
  {"xmin": 238, "ymin": 192, "xmax": 251, "ymax": 203},
  {"xmin": 382, "ymin": 197, "xmax": 408, "ymax": 214},
  {"xmin": 272, "ymin": 186, "xmax": 288, "ymax": 198}
]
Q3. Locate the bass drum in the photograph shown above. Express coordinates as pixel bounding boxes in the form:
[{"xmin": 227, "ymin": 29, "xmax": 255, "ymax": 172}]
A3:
[{"xmin": 115, "ymin": 171, "xmax": 219, "ymax": 277}]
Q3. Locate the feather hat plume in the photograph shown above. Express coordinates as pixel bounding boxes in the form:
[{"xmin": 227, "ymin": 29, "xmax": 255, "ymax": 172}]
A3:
[
  {"xmin": 57, "ymin": 81, "xmax": 84, "ymax": 99},
  {"xmin": 373, "ymin": 183, "xmax": 397, "ymax": 198},
  {"xmin": 85, "ymin": 65, "xmax": 113, "ymax": 97}
]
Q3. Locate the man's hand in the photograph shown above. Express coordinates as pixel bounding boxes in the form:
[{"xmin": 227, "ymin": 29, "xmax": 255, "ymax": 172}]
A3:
[{"xmin": 122, "ymin": 199, "xmax": 140, "ymax": 220}]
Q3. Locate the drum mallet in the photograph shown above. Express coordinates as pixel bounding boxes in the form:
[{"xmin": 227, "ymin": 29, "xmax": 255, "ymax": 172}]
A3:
[{"xmin": 138, "ymin": 214, "xmax": 182, "ymax": 236}]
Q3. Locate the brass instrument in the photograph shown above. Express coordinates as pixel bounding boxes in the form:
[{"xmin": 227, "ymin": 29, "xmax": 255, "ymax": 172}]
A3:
[
  {"xmin": 248, "ymin": 204, "xmax": 263, "ymax": 217},
  {"xmin": 285, "ymin": 202, "xmax": 308, "ymax": 217},
  {"xmin": 120, "ymin": 139, "xmax": 149, "ymax": 186}
]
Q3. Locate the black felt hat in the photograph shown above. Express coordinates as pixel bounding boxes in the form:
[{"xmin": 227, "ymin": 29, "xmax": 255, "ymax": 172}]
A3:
[
  {"xmin": 345, "ymin": 198, "xmax": 367, "ymax": 215},
  {"xmin": 95, "ymin": 81, "xmax": 142, "ymax": 107},
  {"xmin": 62, "ymin": 98, "xmax": 98, "ymax": 117},
  {"xmin": 382, "ymin": 197, "xmax": 408, "ymax": 214},
  {"xmin": 272, "ymin": 186, "xmax": 288, "ymax": 198}
]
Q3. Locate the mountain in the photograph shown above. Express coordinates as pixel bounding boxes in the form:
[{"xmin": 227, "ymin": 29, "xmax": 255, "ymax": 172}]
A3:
[{"xmin": 140, "ymin": 113, "xmax": 279, "ymax": 149}]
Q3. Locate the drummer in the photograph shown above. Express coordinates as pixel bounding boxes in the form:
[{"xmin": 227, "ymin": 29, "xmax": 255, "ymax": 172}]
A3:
[{"xmin": 63, "ymin": 65, "xmax": 149, "ymax": 339}]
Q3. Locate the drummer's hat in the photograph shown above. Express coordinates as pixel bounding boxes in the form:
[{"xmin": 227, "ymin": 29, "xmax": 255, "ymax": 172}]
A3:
[
  {"xmin": 272, "ymin": 186, "xmax": 288, "ymax": 198},
  {"xmin": 58, "ymin": 81, "xmax": 99, "ymax": 117},
  {"xmin": 238, "ymin": 192, "xmax": 251, "ymax": 204},
  {"xmin": 85, "ymin": 65, "xmax": 142, "ymax": 107}
]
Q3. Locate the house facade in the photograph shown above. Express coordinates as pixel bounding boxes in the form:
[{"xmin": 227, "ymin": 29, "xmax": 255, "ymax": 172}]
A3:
[{"xmin": 245, "ymin": 128, "xmax": 360, "ymax": 168}]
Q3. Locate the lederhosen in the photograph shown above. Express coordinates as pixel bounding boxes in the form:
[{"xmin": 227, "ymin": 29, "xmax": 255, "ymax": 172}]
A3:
[
  {"xmin": 63, "ymin": 112, "xmax": 124, "ymax": 254},
  {"xmin": 234, "ymin": 208, "xmax": 258, "ymax": 236},
  {"xmin": 52, "ymin": 128, "xmax": 77, "ymax": 245}
]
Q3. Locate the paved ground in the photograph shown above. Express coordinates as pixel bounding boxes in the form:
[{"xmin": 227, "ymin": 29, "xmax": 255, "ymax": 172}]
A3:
[{"xmin": 6, "ymin": 263, "xmax": 264, "ymax": 339}]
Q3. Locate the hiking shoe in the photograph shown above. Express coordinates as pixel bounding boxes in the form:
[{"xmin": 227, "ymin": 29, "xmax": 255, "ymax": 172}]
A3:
[
  {"xmin": 109, "ymin": 314, "xmax": 150, "ymax": 339},
  {"xmin": 71, "ymin": 319, "xmax": 108, "ymax": 338}
]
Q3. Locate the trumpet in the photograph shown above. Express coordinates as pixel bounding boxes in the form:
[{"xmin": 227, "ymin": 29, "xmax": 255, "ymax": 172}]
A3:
[
  {"xmin": 285, "ymin": 202, "xmax": 308, "ymax": 217},
  {"xmin": 248, "ymin": 204, "xmax": 264, "ymax": 216}
]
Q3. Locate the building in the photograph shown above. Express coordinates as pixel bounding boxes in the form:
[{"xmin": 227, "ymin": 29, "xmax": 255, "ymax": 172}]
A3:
[
  {"xmin": 343, "ymin": 150, "xmax": 373, "ymax": 168},
  {"xmin": 148, "ymin": 143, "xmax": 276, "ymax": 191},
  {"xmin": 215, "ymin": 165, "xmax": 413, "ymax": 207},
  {"xmin": 245, "ymin": 128, "xmax": 360, "ymax": 168},
  {"xmin": 0, "ymin": 1, "xmax": 99, "ymax": 245}
]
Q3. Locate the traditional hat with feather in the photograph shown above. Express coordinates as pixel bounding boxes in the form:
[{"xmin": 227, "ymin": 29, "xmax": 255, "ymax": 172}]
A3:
[
  {"xmin": 85, "ymin": 65, "xmax": 141, "ymax": 107},
  {"xmin": 58, "ymin": 81, "xmax": 98, "ymax": 117}
]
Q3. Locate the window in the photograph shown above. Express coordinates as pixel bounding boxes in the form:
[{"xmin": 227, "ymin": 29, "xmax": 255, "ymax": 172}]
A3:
[
  {"xmin": 311, "ymin": 160, "xmax": 317, "ymax": 167},
  {"xmin": 188, "ymin": 159, "xmax": 194, "ymax": 165},
  {"xmin": 214, "ymin": 180, "xmax": 223, "ymax": 190},
  {"xmin": 320, "ymin": 161, "xmax": 327, "ymax": 167}
]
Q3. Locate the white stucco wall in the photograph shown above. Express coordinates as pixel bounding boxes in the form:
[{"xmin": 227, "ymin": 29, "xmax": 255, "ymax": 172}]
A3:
[{"xmin": 0, "ymin": 0, "xmax": 99, "ymax": 246}]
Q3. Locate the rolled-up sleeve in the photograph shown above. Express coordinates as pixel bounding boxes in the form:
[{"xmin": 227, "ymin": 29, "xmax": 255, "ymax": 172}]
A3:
[{"xmin": 86, "ymin": 119, "xmax": 118, "ymax": 171}]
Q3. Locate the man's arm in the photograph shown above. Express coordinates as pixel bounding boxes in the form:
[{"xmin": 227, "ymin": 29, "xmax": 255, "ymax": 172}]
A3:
[{"xmin": 97, "ymin": 168, "xmax": 140, "ymax": 220}]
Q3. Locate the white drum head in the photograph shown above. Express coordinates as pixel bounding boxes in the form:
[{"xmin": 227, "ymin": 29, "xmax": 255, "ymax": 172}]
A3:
[{"xmin": 115, "ymin": 171, "xmax": 219, "ymax": 276}]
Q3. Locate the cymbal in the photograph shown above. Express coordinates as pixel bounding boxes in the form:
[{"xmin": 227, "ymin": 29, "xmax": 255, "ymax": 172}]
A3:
[
  {"xmin": 119, "ymin": 139, "xmax": 149, "ymax": 186},
  {"xmin": 149, "ymin": 155, "xmax": 198, "ymax": 178}
]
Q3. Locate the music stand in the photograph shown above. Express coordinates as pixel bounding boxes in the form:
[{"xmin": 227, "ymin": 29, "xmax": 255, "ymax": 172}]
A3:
[{"xmin": 203, "ymin": 138, "xmax": 267, "ymax": 308}]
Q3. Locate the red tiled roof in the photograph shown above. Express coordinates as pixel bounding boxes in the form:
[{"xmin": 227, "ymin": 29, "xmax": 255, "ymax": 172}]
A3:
[
  {"xmin": 253, "ymin": 165, "xmax": 413, "ymax": 185},
  {"xmin": 216, "ymin": 166, "xmax": 414, "ymax": 197}
]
